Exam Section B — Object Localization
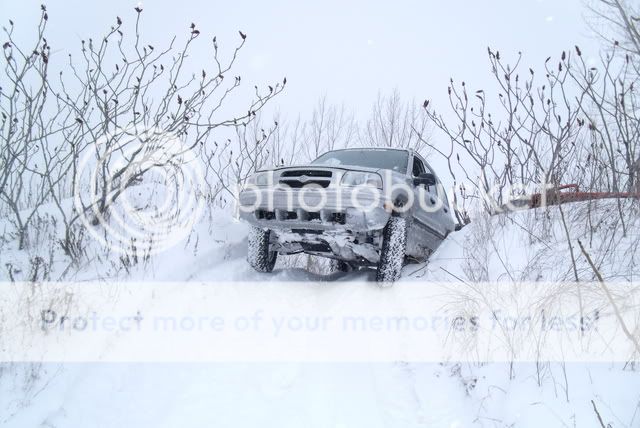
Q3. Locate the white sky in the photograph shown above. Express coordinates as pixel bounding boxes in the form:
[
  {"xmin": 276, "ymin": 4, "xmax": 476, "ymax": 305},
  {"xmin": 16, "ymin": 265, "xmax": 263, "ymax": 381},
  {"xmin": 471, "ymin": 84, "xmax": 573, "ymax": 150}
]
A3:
[{"xmin": 1, "ymin": 0, "xmax": 603, "ymax": 120}]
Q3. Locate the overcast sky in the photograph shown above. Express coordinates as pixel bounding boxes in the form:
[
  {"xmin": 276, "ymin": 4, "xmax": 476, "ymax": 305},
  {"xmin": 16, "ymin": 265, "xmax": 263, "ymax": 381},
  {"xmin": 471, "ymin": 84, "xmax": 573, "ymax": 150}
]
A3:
[{"xmin": 1, "ymin": 0, "xmax": 606, "ymax": 155}]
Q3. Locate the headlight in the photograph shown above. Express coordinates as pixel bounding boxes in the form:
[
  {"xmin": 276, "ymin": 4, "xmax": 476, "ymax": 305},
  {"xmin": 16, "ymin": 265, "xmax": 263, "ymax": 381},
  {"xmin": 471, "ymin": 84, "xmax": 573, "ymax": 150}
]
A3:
[
  {"xmin": 245, "ymin": 171, "xmax": 272, "ymax": 187},
  {"xmin": 341, "ymin": 171, "xmax": 383, "ymax": 188}
]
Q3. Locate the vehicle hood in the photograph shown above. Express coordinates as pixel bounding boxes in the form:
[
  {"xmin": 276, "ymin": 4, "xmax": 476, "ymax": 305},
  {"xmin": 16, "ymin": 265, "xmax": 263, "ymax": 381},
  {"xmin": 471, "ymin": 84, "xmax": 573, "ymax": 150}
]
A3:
[{"xmin": 259, "ymin": 164, "xmax": 387, "ymax": 175}]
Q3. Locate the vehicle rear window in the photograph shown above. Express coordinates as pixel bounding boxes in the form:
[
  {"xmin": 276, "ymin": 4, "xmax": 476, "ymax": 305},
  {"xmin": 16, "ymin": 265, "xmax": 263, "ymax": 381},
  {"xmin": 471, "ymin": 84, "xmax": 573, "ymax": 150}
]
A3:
[{"xmin": 311, "ymin": 149, "xmax": 409, "ymax": 173}]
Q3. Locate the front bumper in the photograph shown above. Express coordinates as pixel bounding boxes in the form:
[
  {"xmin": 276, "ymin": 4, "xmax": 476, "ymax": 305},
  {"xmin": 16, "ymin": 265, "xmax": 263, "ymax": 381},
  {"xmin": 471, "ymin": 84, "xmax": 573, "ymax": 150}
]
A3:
[{"xmin": 237, "ymin": 187, "xmax": 391, "ymax": 232}]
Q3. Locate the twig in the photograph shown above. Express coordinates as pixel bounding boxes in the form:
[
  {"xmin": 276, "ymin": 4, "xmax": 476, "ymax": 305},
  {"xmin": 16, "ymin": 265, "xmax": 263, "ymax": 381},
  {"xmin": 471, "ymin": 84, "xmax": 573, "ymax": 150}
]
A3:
[
  {"xmin": 591, "ymin": 399, "xmax": 607, "ymax": 428},
  {"xmin": 578, "ymin": 239, "xmax": 640, "ymax": 355}
]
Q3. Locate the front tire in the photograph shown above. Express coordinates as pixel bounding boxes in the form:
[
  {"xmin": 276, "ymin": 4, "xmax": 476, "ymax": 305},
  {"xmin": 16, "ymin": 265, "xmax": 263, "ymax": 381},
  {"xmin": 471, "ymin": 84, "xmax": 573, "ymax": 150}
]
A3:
[
  {"xmin": 247, "ymin": 226, "xmax": 277, "ymax": 273},
  {"xmin": 376, "ymin": 216, "xmax": 407, "ymax": 284}
]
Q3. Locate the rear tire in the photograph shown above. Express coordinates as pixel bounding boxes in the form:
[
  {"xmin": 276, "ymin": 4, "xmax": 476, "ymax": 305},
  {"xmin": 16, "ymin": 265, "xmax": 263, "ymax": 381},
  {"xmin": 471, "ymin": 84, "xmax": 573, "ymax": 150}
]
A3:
[
  {"xmin": 376, "ymin": 216, "xmax": 407, "ymax": 284},
  {"xmin": 247, "ymin": 226, "xmax": 277, "ymax": 273}
]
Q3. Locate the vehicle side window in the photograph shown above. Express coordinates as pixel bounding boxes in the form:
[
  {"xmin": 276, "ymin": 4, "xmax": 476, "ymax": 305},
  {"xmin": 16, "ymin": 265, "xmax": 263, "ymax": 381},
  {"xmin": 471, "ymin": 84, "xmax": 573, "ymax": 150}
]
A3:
[
  {"xmin": 440, "ymin": 185, "xmax": 450, "ymax": 207},
  {"xmin": 412, "ymin": 157, "xmax": 425, "ymax": 177},
  {"xmin": 423, "ymin": 160, "xmax": 436, "ymax": 178}
]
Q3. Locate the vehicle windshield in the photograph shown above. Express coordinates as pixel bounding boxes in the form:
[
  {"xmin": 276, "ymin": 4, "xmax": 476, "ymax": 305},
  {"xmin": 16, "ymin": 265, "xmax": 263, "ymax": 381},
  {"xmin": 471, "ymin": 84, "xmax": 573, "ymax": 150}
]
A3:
[{"xmin": 311, "ymin": 149, "xmax": 409, "ymax": 173}]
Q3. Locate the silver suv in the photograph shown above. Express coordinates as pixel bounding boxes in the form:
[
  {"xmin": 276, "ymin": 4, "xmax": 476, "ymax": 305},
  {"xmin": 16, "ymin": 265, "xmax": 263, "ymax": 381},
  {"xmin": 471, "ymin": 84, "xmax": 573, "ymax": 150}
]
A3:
[{"xmin": 238, "ymin": 148, "xmax": 455, "ymax": 282}]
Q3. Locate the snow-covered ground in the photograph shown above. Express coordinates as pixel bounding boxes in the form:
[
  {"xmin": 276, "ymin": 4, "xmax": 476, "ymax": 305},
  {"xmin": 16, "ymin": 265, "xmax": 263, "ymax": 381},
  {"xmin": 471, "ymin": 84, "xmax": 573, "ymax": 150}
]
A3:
[
  {"xmin": 2, "ymin": 362, "xmax": 639, "ymax": 427},
  {"xmin": 2, "ymin": 189, "xmax": 638, "ymax": 284},
  {"xmin": 1, "ymin": 197, "xmax": 639, "ymax": 427}
]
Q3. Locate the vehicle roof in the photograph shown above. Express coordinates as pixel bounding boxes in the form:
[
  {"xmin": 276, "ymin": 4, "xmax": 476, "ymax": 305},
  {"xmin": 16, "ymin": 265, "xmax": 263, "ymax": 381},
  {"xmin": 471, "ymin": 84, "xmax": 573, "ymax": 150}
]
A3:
[
  {"xmin": 317, "ymin": 147, "xmax": 413, "ymax": 154},
  {"xmin": 321, "ymin": 147, "xmax": 411, "ymax": 151}
]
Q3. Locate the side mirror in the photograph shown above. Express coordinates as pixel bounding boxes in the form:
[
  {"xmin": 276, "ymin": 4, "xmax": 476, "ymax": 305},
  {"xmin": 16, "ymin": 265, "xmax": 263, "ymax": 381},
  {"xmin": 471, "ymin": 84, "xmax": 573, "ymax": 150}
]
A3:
[{"xmin": 413, "ymin": 172, "xmax": 436, "ymax": 187}]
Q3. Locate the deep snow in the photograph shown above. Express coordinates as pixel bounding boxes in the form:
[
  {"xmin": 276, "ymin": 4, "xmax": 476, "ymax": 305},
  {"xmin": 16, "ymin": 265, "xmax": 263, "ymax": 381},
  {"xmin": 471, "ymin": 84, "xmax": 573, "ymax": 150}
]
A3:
[
  {"xmin": 2, "ymin": 362, "xmax": 638, "ymax": 427},
  {"xmin": 1, "ymin": 198, "xmax": 639, "ymax": 427}
]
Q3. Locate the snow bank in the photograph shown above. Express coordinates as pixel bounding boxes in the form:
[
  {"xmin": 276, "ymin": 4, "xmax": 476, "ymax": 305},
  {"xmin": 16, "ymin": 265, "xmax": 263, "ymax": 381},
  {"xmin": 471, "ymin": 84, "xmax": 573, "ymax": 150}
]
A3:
[{"xmin": 1, "ymin": 198, "xmax": 639, "ymax": 427}]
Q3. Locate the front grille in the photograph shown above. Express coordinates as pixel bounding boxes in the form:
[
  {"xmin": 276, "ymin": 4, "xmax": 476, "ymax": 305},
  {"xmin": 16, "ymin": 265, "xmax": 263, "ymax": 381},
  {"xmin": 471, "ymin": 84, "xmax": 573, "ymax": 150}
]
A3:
[
  {"xmin": 280, "ymin": 180, "xmax": 330, "ymax": 188},
  {"xmin": 256, "ymin": 210, "xmax": 275, "ymax": 220},
  {"xmin": 280, "ymin": 170, "xmax": 332, "ymax": 178},
  {"xmin": 279, "ymin": 169, "xmax": 332, "ymax": 189},
  {"xmin": 332, "ymin": 212, "xmax": 346, "ymax": 225},
  {"xmin": 254, "ymin": 209, "xmax": 345, "ymax": 225}
]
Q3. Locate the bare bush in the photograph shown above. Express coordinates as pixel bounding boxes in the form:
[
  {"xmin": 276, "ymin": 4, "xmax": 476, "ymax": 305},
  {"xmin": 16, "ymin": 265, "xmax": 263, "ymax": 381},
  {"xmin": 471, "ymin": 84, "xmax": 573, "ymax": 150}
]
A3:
[
  {"xmin": 0, "ymin": 10, "xmax": 69, "ymax": 249},
  {"xmin": 204, "ymin": 114, "xmax": 278, "ymax": 200},
  {"xmin": 362, "ymin": 89, "xmax": 431, "ymax": 152},
  {"xmin": 305, "ymin": 94, "xmax": 357, "ymax": 159},
  {"xmin": 419, "ymin": 0, "xmax": 640, "ymax": 221},
  {"xmin": 1, "ymin": 5, "xmax": 283, "ymax": 261}
]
